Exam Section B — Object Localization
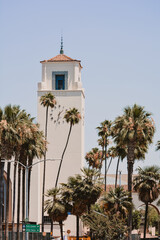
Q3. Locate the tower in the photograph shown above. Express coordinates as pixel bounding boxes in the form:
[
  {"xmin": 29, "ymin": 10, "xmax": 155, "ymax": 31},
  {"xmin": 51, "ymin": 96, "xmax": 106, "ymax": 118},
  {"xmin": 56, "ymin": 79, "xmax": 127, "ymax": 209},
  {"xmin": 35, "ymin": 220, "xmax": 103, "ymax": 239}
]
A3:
[{"xmin": 35, "ymin": 42, "xmax": 85, "ymax": 233}]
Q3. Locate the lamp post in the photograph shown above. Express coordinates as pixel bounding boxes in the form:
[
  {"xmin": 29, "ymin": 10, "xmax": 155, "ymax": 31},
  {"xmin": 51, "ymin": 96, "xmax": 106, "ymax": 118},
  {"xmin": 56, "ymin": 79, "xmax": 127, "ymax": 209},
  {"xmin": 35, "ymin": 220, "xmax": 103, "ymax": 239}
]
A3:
[
  {"xmin": 2, "ymin": 158, "xmax": 60, "ymax": 240},
  {"xmin": 119, "ymin": 170, "xmax": 122, "ymax": 187}
]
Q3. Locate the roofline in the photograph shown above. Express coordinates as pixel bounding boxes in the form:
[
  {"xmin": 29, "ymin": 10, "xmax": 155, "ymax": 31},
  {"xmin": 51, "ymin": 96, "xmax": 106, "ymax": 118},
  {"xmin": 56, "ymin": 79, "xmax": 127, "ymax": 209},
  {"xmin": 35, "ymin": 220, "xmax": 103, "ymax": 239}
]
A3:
[{"xmin": 40, "ymin": 60, "xmax": 83, "ymax": 68}]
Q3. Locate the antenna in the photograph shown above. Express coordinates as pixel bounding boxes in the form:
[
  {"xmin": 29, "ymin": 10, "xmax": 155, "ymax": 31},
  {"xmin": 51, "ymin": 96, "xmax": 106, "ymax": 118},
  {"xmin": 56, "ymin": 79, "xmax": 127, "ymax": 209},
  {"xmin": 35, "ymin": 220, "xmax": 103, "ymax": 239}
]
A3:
[{"xmin": 60, "ymin": 35, "xmax": 64, "ymax": 54}]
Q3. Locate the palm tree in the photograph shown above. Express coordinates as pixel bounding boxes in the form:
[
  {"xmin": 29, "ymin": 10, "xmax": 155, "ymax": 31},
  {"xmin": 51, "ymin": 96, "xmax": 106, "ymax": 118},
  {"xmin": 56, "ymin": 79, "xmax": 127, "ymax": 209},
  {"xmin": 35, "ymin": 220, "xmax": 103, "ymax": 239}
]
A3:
[
  {"xmin": 45, "ymin": 187, "xmax": 68, "ymax": 240},
  {"xmin": 0, "ymin": 105, "xmax": 46, "ymax": 239},
  {"xmin": 27, "ymin": 126, "xmax": 46, "ymax": 216},
  {"xmin": 61, "ymin": 168, "xmax": 102, "ymax": 240},
  {"xmin": 97, "ymin": 120, "xmax": 112, "ymax": 191},
  {"xmin": 0, "ymin": 105, "xmax": 29, "ymax": 240},
  {"xmin": 109, "ymin": 146, "xmax": 127, "ymax": 188},
  {"xmin": 82, "ymin": 209, "xmax": 127, "ymax": 240},
  {"xmin": 133, "ymin": 166, "xmax": 160, "ymax": 239},
  {"xmin": 40, "ymin": 92, "xmax": 56, "ymax": 232},
  {"xmin": 55, "ymin": 108, "xmax": 81, "ymax": 187},
  {"xmin": 112, "ymin": 104, "xmax": 155, "ymax": 239},
  {"xmin": 100, "ymin": 186, "xmax": 131, "ymax": 219},
  {"xmin": 2, "ymin": 105, "xmax": 21, "ymax": 240},
  {"xmin": 16, "ymin": 119, "xmax": 45, "ymax": 239},
  {"xmin": 85, "ymin": 148, "xmax": 103, "ymax": 170},
  {"xmin": 156, "ymin": 141, "xmax": 160, "ymax": 151}
]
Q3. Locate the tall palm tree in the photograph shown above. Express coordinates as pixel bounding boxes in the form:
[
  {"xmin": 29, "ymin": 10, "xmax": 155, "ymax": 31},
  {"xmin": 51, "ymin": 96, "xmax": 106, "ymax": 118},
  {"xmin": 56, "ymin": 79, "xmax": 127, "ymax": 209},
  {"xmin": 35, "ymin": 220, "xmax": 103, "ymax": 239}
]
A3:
[
  {"xmin": 61, "ymin": 168, "xmax": 102, "ymax": 240},
  {"xmin": 2, "ymin": 105, "xmax": 21, "ymax": 240},
  {"xmin": 11, "ymin": 107, "xmax": 33, "ymax": 240},
  {"xmin": 97, "ymin": 120, "xmax": 112, "ymax": 191},
  {"xmin": 16, "ymin": 120, "xmax": 45, "ymax": 239},
  {"xmin": 0, "ymin": 105, "xmax": 29, "ymax": 240},
  {"xmin": 40, "ymin": 92, "xmax": 56, "ymax": 232},
  {"xmin": 133, "ymin": 166, "xmax": 160, "ymax": 239},
  {"xmin": 55, "ymin": 108, "xmax": 81, "ymax": 187},
  {"xmin": 113, "ymin": 144, "xmax": 147, "ymax": 188},
  {"xmin": 45, "ymin": 187, "xmax": 68, "ymax": 240},
  {"xmin": 0, "ymin": 105, "xmax": 46, "ymax": 239},
  {"xmin": 112, "ymin": 104, "xmax": 155, "ymax": 240},
  {"xmin": 27, "ymin": 127, "xmax": 46, "ymax": 216}
]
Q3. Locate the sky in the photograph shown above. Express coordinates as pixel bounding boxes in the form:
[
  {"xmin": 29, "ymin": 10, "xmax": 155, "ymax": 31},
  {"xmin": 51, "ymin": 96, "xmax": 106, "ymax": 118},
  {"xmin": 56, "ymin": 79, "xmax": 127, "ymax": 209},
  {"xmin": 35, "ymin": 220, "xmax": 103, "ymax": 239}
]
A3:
[{"xmin": 0, "ymin": 0, "xmax": 160, "ymax": 174}]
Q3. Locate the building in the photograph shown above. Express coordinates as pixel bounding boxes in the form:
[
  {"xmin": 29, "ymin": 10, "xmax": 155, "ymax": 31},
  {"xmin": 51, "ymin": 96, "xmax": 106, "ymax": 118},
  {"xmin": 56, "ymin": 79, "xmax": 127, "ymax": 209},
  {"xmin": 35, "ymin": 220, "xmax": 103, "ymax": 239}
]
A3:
[
  {"xmin": 2, "ymin": 42, "xmax": 85, "ymax": 236},
  {"xmin": 30, "ymin": 42, "xmax": 85, "ymax": 234}
]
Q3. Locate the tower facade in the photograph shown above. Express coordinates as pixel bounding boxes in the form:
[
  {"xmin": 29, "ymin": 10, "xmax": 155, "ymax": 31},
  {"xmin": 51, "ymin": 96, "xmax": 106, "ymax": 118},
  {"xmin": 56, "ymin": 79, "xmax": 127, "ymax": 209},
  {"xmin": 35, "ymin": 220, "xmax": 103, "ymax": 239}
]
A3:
[{"xmin": 34, "ymin": 48, "xmax": 85, "ymax": 233}]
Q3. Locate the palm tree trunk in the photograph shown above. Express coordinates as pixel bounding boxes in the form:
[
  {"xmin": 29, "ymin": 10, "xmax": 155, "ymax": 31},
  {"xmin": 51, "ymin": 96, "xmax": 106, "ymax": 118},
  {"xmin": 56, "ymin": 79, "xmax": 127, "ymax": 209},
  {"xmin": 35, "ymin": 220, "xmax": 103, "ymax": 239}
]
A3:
[
  {"xmin": 50, "ymin": 219, "xmax": 53, "ymax": 236},
  {"xmin": 104, "ymin": 142, "xmax": 107, "ymax": 191},
  {"xmin": 127, "ymin": 142, "xmax": 135, "ymax": 240},
  {"xmin": 76, "ymin": 215, "xmax": 79, "ymax": 240},
  {"xmin": 55, "ymin": 123, "xmax": 73, "ymax": 188},
  {"xmin": 100, "ymin": 145, "xmax": 104, "ymax": 173},
  {"xmin": 42, "ymin": 106, "xmax": 48, "ymax": 232},
  {"xmin": 5, "ymin": 162, "xmax": 11, "ymax": 240},
  {"xmin": 59, "ymin": 221, "xmax": 63, "ymax": 240},
  {"xmin": 17, "ymin": 166, "xmax": 21, "ymax": 240},
  {"xmin": 0, "ymin": 160, "xmax": 4, "ymax": 240},
  {"xmin": 115, "ymin": 157, "xmax": 120, "ymax": 188},
  {"xmin": 12, "ymin": 161, "xmax": 17, "ymax": 240},
  {"xmin": 144, "ymin": 203, "xmax": 148, "ymax": 239},
  {"xmin": 106, "ymin": 157, "xmax": 112, "ymax": 174}
]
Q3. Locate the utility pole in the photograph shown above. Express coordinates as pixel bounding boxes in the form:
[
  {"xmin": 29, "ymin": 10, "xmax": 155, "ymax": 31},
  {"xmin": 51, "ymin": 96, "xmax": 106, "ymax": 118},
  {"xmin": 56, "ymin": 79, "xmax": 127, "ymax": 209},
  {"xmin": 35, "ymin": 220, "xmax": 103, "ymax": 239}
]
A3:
[{"xmin": 119, "ymin": 170, "xmax": 122, "ymax": 187}]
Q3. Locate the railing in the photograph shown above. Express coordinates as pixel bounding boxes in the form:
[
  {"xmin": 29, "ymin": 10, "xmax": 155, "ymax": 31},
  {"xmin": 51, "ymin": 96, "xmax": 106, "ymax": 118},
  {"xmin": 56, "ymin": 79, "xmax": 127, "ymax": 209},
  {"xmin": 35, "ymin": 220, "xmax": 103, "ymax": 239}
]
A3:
[{"xmin": 2, "ymin": 232, "xmax": 51, "ymax": 240}]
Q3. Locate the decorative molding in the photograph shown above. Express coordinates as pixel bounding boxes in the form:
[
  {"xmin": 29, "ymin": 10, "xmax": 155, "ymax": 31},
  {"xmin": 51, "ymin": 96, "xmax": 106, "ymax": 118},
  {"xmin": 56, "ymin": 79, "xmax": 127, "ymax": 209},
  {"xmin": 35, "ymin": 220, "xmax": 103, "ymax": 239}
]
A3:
[{"xmin": 38, "ymin": 89, "xmax": 85, "ymax": 98}]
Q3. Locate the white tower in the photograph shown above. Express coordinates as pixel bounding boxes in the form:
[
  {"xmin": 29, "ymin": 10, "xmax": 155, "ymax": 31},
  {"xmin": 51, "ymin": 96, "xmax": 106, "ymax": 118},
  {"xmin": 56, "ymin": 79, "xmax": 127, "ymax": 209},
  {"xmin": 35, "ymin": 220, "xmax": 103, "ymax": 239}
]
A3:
[{"xmin": 35, "ymin": 41, "xmax": 85, "ymax": 233}]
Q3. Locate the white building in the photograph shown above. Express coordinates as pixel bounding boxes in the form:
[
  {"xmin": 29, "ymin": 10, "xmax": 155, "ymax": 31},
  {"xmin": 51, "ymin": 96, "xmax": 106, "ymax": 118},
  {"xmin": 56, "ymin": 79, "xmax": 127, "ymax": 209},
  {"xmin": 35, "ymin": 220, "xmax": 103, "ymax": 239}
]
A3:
[
  {"xmin": 30, "ymin": 45, "xmax": 85, "ymax": 234},
  {"xmin": 2, "ymin": 44, "xmax": 85, "ymax": 236}
]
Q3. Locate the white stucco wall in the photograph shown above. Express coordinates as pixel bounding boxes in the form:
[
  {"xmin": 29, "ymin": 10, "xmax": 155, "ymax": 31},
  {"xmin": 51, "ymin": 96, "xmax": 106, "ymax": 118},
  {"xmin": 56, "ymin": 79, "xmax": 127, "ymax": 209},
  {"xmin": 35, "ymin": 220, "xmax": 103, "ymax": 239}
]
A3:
[{"xmin": 29, "ymin": 59, "xmax": 85, "ymax": 233}]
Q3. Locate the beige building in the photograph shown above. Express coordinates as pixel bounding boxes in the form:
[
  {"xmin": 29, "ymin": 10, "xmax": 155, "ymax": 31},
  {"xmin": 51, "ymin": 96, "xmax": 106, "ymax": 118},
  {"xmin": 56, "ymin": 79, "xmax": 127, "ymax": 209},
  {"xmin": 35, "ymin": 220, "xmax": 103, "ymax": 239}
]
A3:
[
  {"xmin": 3, "ymin": 45, "xmax": 85, "ymax": 236},
  {"xmin": 30, "ymin": 46, "xmax": 85, "ymax": 234}
]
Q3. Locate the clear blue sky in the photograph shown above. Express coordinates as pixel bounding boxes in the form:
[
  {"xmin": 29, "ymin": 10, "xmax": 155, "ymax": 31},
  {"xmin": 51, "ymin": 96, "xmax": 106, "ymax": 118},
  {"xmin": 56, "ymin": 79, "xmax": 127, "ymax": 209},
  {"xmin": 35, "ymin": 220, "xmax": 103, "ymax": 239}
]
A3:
[{"xmin": 1, "ymin": 0, "xmax": 160, "ymax": 174}]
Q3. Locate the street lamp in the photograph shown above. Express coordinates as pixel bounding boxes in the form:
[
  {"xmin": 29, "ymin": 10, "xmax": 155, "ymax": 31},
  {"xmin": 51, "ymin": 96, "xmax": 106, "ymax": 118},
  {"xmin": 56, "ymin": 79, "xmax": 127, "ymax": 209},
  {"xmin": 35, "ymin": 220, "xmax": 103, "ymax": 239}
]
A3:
[
  {"xmin": 119, "ymin": 170, "xmax": 122, "ymax": 187},
  {"xmin": 2, "ymin": 158, "xmax": 60, "ymax": 240}
]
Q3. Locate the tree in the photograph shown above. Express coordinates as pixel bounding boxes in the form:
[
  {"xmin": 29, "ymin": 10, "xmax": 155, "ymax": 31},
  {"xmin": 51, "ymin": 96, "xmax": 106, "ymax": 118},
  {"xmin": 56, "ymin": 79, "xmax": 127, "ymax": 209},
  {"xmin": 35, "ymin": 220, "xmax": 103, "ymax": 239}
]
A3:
[
  {"xmin": 0, "ymin": 105, "xmax": 21, "ymax": 240},
  {"xmin": 97, "ymin": 120, "xmax": 112, "ymax": 191},
  {"xmin": 132, "ymin": 210, "xmax": 142, "ymax": 230},
  {"xmin": 14, "ymin": 111, "xmax": 45, "ymax": 240},
  {"xmin": 133, "ymin": 166, "xmax": 160, "ymax": 239},
  {"xmin": 100, "ymin": 186, "xmax": 131, "ymax": 219},
  {"xmin": 45, "ymin": 188, "xmax": 68, "ymax": 240},
  {"xmin": 61, "ymin": 168, "xmax": 102, "ymax": 240},
  {"xmin": 147, "ymin": 207, "xmax": 159, "ymax": 229},
  {"xmin": 55, "ymin": 108, "xmax": 81, "ymax": 187},
  {"xmin": 40, "ymin": 93, "xmax": 56, "ymax": 232},
  {"xmin": 82, "ymin": 211, "xmax": 127, "ymax": 240},
  {"xmin": 112, "ymin": 104, "xmax": 155, "ymax": 239},
  {"xmin": 107, "ymin": 145, "xmax": 126, "ymax": 188},
  {"xmin": 156, "ymin": 141, "xmax": 160, "ymax": 151},
  {"xmin": 85, "ymin": 148, "xmax": 103, "ymax": 170}
]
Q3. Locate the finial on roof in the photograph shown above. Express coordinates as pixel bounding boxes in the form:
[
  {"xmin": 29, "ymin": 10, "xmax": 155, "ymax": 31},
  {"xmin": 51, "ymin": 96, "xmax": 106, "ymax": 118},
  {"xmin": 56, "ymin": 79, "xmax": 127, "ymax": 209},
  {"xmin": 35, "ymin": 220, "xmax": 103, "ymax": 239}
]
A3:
[{"xmin": 60, "ymin": 36, "xmax": 64, "ymax": 54}]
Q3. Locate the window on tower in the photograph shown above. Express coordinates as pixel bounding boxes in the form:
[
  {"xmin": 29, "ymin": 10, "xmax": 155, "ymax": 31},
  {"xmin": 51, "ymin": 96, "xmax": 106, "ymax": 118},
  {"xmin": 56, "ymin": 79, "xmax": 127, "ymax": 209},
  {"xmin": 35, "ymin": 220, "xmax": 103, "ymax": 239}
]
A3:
[{"xmin": 55, "ymin": 75, "xmax": 65, "ymax": 90}]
